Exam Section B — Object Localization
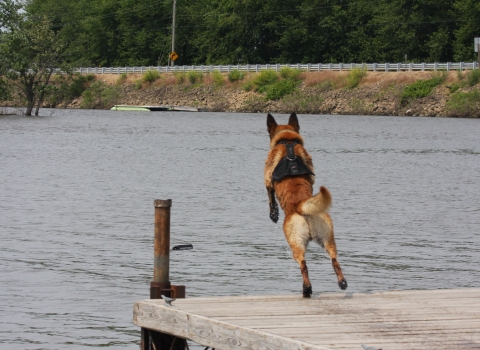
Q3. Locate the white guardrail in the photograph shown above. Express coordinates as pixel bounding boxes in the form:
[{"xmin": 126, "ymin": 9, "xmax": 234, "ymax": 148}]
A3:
[{"xmin": 67, "ymin": 62, "xmax": 479, "ymax": 75}]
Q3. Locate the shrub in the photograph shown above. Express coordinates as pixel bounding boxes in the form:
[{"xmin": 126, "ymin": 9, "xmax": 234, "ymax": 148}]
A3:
[
  {"xmin": 346, "ymin": 66, "xmax": 367, "ymax": 89},
  {"xmin": 211, "ymin": 71, "xmax": 224, "ymax": 86},
  {"xmin": 80, "ymin": 81, "xmax": 120, "ymax": 109},
  {"xmin": 117, "ymin": 73, "xmax": 128, "ymax": 84},
  {"xmin": 445, "ymin": 90, "xmax": 480, "ymax": 118},
  {"xmin": 174, "ymin": 72, "xmax": 186, "ymax": 84},
  {"xmin": 279, "ymin": 67, "xmax": 301, "ymax": 81},
  {"xmin": 466, "ymin": 69, "xmax": 480, "ymax": 86},
  {"xmin": 142, "ymin": 69, "xmax": 160, "ymax": 83},
  {"xmin": 317, "ymin": 80, "xmax": 333, "ymax": 91},
  {"xmin": 242, "ymin": 79, "xmax": 255, "ymax": 92},
  {"xmin": 134, "ymin": 79, "xmax": 143, "ymax": 90},
  {"xmin": 187, "ymin": 71, "xmax": 203, "ymax": 84},
  {"xmin": 401, "ymin": 74, "xmax": 446, "ymax": 104},
  {"xmin": 281, "ymin": 92, "xmax": 325, "ymax": 114},
  {"xmin": 265, "ymin": 79, "xmax": 299, "ymax": 100},
  {"xmin": 0, "ymin": 77, "xmax": 11, "ymax": 100},
  {"xmin": 239, "ymin": 95, "xmax": 267, "ymax": 112},
  {"xmin": 228, "ymin": 70, "xmax": 245, "ymax": 82},
  {"xmin": 253, "ymin": 70, "xmax": 279, "ymax": 92},
  {"xmin": 448, "ymin": 83, "xmax": 461, "ymax": 93},
  {"xmin": 48, "ymin": 73, "xmax": 93, "ymax": 105}
]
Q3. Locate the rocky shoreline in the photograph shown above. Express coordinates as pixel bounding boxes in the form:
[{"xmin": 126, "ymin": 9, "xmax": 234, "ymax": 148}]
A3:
[{"xmin": 4, "ymin": 71, "xmax": 480, "ymax": 117}]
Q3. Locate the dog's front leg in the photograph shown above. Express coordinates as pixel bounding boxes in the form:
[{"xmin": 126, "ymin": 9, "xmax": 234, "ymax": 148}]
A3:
[{"xmin": 268, "ymin": 188, "xmax": 279, "ymax": 223}]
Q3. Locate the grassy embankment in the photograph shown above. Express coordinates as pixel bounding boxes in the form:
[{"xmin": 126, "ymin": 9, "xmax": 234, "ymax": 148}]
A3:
[{"xmin": 3, "ymin": 67, "xmax": 480, "ymax": 117}]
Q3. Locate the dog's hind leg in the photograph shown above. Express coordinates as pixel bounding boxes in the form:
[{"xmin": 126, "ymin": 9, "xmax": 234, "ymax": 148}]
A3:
[
  {"xmin": 284, "ymin": 214, "xmax": 312, "ymax": 297},
  {"xmin": 311, "ymin": 214, "xmax": 348, "ymax": 291},
  {"xmin": 321, "ymin": 230, "xmax": 348, "ymax": 291},
  {"xmin": 324, "ymin": 240, "xmax": 348, "ymax": 290}
]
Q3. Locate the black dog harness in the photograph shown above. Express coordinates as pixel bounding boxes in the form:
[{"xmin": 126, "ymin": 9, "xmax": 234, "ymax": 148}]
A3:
[{"xmin": 272, "ymin": 141, "xmax": 314, "ymax": 182}]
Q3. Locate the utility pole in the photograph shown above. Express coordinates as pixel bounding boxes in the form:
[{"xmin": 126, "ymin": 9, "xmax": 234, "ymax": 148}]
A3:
[
  {"xmin": 475, "ymin": 38, "xmax": 480, "ymax": 67},
  {"xmin": 478, "ymin": 43, "xmax": 480, "ymax": 66},
  {"xmin": 170, "ymin": 0, "xmax": 177, "ymax": 67}
]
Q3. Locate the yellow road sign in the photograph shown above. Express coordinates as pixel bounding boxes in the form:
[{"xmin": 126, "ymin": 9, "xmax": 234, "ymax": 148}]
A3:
[{"xmin": 169, "ymin": 52, "xmax": 178, "ymax": 61}]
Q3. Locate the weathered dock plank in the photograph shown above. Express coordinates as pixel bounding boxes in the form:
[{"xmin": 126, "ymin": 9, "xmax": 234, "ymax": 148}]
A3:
[{"xmin": 133, "ymin": 288, "xmax": 480, "ymax": 350}]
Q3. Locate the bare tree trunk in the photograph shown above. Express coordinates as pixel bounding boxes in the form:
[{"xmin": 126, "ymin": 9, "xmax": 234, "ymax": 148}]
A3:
[
  {"xmin": 34, "ymin": 70, "xmax": 53, "ymax": 116},
  {"xmin": 34, "ymin": 94, "xmax": 44, "ymax": 116},
  {"xmin": 25, "ymin": 104, "xmax": 33, "ymax": 116},
  {"xmin": 24, "ymin": 79, "xmax": 35, "ymax": 116}
]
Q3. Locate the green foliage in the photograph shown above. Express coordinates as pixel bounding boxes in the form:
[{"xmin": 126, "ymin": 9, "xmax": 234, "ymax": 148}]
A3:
[
  {"xmin": 80, "ymin": 81, "xmax": 120, "ymax": 109},
  {"xmin": 117, "ymin": 73, "xmax": 127, "ymax": 84},
  {"xmin": 452, "ymin": 0, "xmax": 480, "ymax": 61},
  {"xmin": 456, "ymin": 70, "xmax": 464, "ymax": 81},
  {"xmin": 279, "ymin": 67, "xmax": 301, "ymax": 81},
  {"xmin": 242, "ymin": 79, "xmax": 255, "ymax": 92},
  {"xmin": 346, "ymin": 66, "xmax": 367, "ymax": 89},
  {"xmin": 253, "ymin": 70, "xmax": 279, "ymax": 92},
  {"xmin": 265, "ymin": 79, "xmax": 299, "ymax": 100},
  {"xmin": 49, "ymin": 73, "xmax": 94, "ymax": 105},
  {"xmin": 67, "ymin": 74, "xmax": 92, "ymax": 98},
  {"xmin": 187, "ymin": 71, "xmax": 202, "ymax": 84},
  {"xmin": 281, "ymin": 92, "xmax": 325, "ymax": 114},
  {"xmin": 134, "ymin": 79, "xmax": 143, "ymax": 90},
  {"xmin": 174, "ymin": 72, "xmax": 186, "ymax": 84},
  {"xmin": 211, "ymin": 71, "xmax": 224, "ymax": 85},
  {"xmin": 0, "ymin": 77, "xmax": 11, "ymax": 101},
  {"xmin": 143, "ymin": 69, "xmax": 160, "ymax": 83},
  {"xmin": 22, "ymin": 0, "xmax": 480, "ymax": 66},
  {"xmin": 448, "ymin": 83, "xmax": 461, "ymax": 93},
  {"xmin": 0, "ymin": 12, "xmax": 64, "ymax": 115},
  {"xmin": 228, "ymin": 70, "xmax": 245, "ymax": 82},
  {"xmin": 401, "ymin": 74, "xmax": 446, "ymax": 104},
  {"xmin": 317, "ymin": 80, "xmax": 333, "ymax": 91},
  {"xmin": 466, "ymin": 69, "xmax": 480, "ymax": 86},
  {"xmin": 0, "ymin": 0, "xmax": 23, "ymax": 32},
  {"xmin": 445, "ymin": 90, "xmax": 480, "ymax": 118}
]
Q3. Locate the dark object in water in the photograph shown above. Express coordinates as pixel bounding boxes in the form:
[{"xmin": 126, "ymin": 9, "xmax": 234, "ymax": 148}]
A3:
[{"xmin": 172, "ymin": 244, "xmax": 193, "ymax": 250}]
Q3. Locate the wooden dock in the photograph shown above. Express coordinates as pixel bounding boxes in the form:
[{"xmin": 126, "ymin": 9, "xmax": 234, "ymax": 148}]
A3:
[{"xmin": 134, "ymin": 288, "xmax": 480, "ymax": 350}]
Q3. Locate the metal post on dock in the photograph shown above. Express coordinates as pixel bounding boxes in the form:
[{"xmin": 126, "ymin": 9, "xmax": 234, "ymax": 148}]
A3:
[
  {"xmin": 141, "ymin": 199, "xmax": 186, "ymax": 350},
  {"xmin": 150, "ymin": 199, "xmax": 185, "ymax": 299},
  {"xmin": 150, "ymin": 199, "xmax": 172, "ymax": 298}
]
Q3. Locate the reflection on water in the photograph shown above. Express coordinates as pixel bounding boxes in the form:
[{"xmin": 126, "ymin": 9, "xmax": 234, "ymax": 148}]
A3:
[{"xmin": 1, "ymin": 110, "xmax": 479, "ymax": 349}]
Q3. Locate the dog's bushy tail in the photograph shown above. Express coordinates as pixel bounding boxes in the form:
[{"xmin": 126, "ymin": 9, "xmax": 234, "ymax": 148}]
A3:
[{"xmin": 298, "ymin": 186, "xmax": 332, "ymax": 216}]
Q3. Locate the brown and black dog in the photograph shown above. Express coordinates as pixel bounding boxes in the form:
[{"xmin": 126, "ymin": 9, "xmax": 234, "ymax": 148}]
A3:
[{"xmin": 264, "ymin": 113, "xmax": 347, "ymax": 297}]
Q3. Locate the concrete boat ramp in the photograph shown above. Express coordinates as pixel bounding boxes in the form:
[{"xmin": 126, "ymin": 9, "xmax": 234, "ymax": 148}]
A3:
[{"xmin": 134, "ymin": 287, "xmax": 480, "ymax": 350}]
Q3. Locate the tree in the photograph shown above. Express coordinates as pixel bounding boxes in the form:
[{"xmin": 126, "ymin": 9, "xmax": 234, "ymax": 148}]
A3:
[
  {"xmin": 0, "ymin": 14, "xmax": 63, "ymax": 115},
  {"xmin": 0, "ymin": 0, "xmax": 22, "ymax": 32},
  {"xmin": 452, "ymin": 0, "xmax": 480, "ymax": 61}
]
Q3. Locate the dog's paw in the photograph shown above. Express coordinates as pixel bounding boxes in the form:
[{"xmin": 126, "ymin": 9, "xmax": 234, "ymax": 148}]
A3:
[
  {"xmin": 303, "ymin": 284, "xmax": 312, "ymax": 298},
  {"xmin": 269, "ymin": 208, "xmax": 279, "ymax": 223},
  {"xmin": 338, "ymin": 278, "xmax": 348, "ymax": 290},
  {"xmin": 269, "ymin": 202, "xmax": 279, "ymax": 223}
]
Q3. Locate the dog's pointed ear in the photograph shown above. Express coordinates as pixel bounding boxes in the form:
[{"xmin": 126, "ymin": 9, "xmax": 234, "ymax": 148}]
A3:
[
  {"xmin": 288, "ymin": 113, "xmax": 300, "ymax": 132},
  {"xmin": 267, "ymin": 114, "xmax": 277, "ymax": 137}
]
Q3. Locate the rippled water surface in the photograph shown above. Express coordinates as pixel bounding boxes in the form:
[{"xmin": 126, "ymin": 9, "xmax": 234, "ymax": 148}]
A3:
[{"xmin": 1, "ymin": 110, "xmax": 479, "ymax": 349}]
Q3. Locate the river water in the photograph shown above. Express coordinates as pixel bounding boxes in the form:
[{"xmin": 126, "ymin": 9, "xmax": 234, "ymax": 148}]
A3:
[{"xmin": 1, "ymin": 110, "xmax": 479, "ymax": 349}]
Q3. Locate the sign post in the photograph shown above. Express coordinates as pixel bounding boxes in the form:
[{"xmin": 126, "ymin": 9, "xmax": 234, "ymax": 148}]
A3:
[{"xmin": 170, "ymin": 0, "xmax": 177, "ymax": 67}]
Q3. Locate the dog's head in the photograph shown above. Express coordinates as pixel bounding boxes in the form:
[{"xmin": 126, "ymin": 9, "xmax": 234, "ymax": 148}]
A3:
[{"xmin": 267, "ymin": 113, "xmax": 304, "ymax": 148}]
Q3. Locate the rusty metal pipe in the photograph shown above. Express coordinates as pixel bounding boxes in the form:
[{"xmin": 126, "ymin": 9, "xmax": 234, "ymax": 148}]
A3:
[{"xmin": 150, "ymin": 199, "xmax": 172, "ymax": 299}]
